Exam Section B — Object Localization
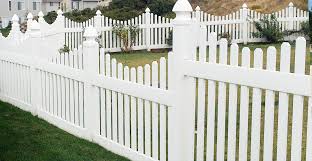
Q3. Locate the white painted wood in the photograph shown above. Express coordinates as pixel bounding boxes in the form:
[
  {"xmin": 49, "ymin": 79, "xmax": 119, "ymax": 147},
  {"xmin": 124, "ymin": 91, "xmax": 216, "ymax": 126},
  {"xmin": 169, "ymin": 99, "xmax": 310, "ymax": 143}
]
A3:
[
  {"xmin": 137, "ymin": 66, "xmax": 144, "ymax": 153},
  {"xmin": 206, "ymin": 32, "xmax": 217, "ymax": 161},
  {"xmin": 144, "ymin": 64, "xmax": 152, "ymax": 157},
  {"xmin": 238, "ymin": 47, "xmax": 251, "ymax": 161},
  {"xmin": 306, "ymin": 66, "xmax": 312, "ymax": 161},
  {"xmin": 263, "ymin": 46, "xmax": 277, "ymax": 161},
  {"xmin": 291, "ymin": 37, "xmax": 306, "ymax": 161},
  {"xmin": 112, "ymin": 59, "xmax": 118, "ymax": 141},
  {"xmin": 227, "ymin": 43, "xmax": 239, "ymax": 161},
  {"xmin": 130, "ymin": 67, "xmax": 137, "ymax": 150},
  {"xmin": 117, "ymin": 63, "xmax": 124, "ymax": 144},
  {"xmin": 152, "ymin": 61, "xmax": 159, "ymax": 160},
  {"xmin": 159, "ymin": 57, "xmax": 166, "ymax": 161},
  {"xmin": 250, "ymin": 48, "xmax": 263, "ymax": 161},
  {"xmin": 216, "ymin": 39, "xmax": 228, "ymax": 161},
  {"xmin": 105, "ymin": 54, "xmax": 112, "ymax": 140},
  {"xmin": 196, "ymin": 25, "xmax": 206, "ymax": 161},
  {"xmin": 124, "ymin": 66, "xmax": 131, "ymax": 148}
]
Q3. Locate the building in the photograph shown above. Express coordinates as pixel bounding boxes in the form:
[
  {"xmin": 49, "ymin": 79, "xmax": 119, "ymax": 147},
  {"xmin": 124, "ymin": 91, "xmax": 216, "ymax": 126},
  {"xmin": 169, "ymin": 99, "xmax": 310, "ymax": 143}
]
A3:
[
  {"xmin": 61, "ymin": 0, "xmax": 111, "ymax": 11},
  {"xmin": 41, "ymin": 0, "xmax": 62, "ymax": 14},
  {"xmin": 0, "ymin": 0, "xmax": 42, "ymax": 28},
  {"xmin": 0, "ymin": 0, "xmax": 111, "ymax": 28}
]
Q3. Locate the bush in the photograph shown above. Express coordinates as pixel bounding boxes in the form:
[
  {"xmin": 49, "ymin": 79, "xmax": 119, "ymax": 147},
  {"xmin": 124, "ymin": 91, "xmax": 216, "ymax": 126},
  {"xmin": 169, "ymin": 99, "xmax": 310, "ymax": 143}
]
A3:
[
  {"xmin": 148, "ymin": 0, "xmax": 175, "ymax": 16},
  {"xmin": 43, "ymin": 11, "xmax": 58, "ymax": 24},
  {"xmin": 112, "ymin": 24, "xmax": 140, "ymax": 52},
  {"xmin": 252, "ymin": 15, "xmax": 283, "ymax": 43}
]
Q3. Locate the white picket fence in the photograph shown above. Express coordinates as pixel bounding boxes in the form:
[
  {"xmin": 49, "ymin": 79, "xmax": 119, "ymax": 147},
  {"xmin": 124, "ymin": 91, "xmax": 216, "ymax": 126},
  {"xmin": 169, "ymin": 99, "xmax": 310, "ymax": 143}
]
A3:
[
  {"xmin": 0, "ymin": 0, "xmax": 312, "ymax": 161},
  {"xmin": 28, "ymin": 2, "xmax": 309, "ymax": 52}
]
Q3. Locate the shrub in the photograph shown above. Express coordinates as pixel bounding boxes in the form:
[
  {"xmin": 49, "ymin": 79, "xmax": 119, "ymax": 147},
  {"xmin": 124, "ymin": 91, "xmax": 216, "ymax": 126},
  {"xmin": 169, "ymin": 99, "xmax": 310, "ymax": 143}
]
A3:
[
  {"xmin": 166, "ymin": 30, "xmax": 173, "ymax": 46},
  {"xmin": 252, "ymin": 14, "xmax": 283, "ymax": 43},
  {"xmin": 112, "ymin": 24, "xmax": 140, "ymax": 52},
  {"xmin": 148, "ymin": 0, "xmax": 175, "ymax": 16},
  {"xmin": 43, "ymin": 11, "xmax": 58, "ymax": 24}
]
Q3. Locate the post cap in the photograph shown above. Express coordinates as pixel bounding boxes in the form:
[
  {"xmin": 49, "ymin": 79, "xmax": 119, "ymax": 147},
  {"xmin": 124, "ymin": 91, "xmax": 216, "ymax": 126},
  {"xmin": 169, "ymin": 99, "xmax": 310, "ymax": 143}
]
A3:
[
  {"xmin": 289, "ymin": 2, "xmax": 294, "ymax": 7},
  {"xmin": 96, "ymin": 10, "xmax": 102, "ymax": 16},
  {"xmin": 12, "ymin": 14, "xmax": 19, "ymax": 22},
  {"xmin": 242, "ymin": 3, "xmax": 247, "ymax": 8},
  {"xmin": 84, "ymin": 26, "xmax": 98, "ymax": 39},
  {"xmin": 57, "ymin": 9, "xmax": 63, "ymax": 15},
  {"xmin": 38, "ymin": 11, "xmax": 44, "ymax": 17},
  {"xmin": 27, "ymin": 13, "xmax": 33, "ymax": 19},
  {"xmin": 172, "ymin": 0, "xmax": 193, "ymax": 12},
  {"xmin": 145, "ymin": 7, "xmax": 150, "ymax": 12},
  {"xmin": 195, "ymin": 6, "xmax": 200, "ymax": 11}
]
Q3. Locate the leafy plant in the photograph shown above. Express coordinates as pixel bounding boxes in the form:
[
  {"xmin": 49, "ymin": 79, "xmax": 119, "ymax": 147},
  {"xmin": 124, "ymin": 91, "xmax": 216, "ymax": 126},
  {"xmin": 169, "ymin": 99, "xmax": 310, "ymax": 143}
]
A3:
[
  {"xmin": 58, "ymin": 45, "xmax": 70, "ymax": 54},
  {"xmin": 112, "ymin": 24, "xmax": 140, "ymax": 52},
  {"xmin": 252, "ymin": 15, "xmax": 283, "ymax": 43},
  {"xmin": 43, "ymin": 11, "xmax": 58, "ymax": 24},
  {"xmin": 218, "ymin": 32, "xmax": 232, "ymax": 44},
  {"xmin": 166, "ymin": 30, "xmax": 173, "ymax": 46}
]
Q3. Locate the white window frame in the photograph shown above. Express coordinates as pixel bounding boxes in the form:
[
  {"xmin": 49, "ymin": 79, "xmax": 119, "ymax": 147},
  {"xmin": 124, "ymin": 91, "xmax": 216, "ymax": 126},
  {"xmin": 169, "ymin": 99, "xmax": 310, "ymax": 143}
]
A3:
[{"xmin": 17, "ymin": 0, "xmax": 25, "ymax": 10}]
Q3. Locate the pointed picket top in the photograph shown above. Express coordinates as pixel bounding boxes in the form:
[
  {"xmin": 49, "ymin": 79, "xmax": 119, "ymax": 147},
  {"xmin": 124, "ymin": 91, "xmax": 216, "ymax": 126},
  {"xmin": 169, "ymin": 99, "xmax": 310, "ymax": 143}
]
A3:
[
  {"xmin": 242, "ymin": 3, "xmax": 248, "ymax": 8},
  {"xmin": 172, "ymin": 0, "xmax": 193, "ymax": 12},
  {"xmin": 27, "ymin": 13, "xmax": 33, "ymax": 20},
  {"xmin": 96, "ymin": 10, "xmax": 102, "ymax": 16},
  {"xmin": 145, "ymin": 7, "xmax": 150, "ymax": 13},
  {"xmin": 289, "ymin": 2, "xmax": 294, "ymax": 7},
  {"xmin": 57, "ymin": 9, "xmax": 63, "ymax": 15},
  {"xmin": 195, "ymin": 6, "xmax": 200, "ymax": 11},
  {"xmin": 38, "ymin": 11, "xmax": 44, "ymax": 18},
  {"xmin": 12, "ymin": 14, "xmax": 19, "ymax": 22}
]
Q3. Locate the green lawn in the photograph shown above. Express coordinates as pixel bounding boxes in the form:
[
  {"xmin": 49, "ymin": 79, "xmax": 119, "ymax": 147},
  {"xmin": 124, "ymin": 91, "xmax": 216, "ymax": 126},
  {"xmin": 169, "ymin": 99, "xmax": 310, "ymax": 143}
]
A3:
[
  {"xmin": 111, "ymin": 43, "xmax": 311, "ymax": 73},
  {"xmin": 0, "ymin": 101, "xmax": 130, "ymax": 161}
]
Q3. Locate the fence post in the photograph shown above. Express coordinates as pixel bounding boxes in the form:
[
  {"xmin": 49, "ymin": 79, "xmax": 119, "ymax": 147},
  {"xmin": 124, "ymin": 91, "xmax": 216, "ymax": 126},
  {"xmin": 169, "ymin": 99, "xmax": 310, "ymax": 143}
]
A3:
[
  {"xmin": 26, "ymin": 13, "xmax": 33, "ymax": 34},
  {"xmin": 95, "ymin": 10, "xmax": 102, "ymax": 30},
  {"xmin": 241, "ymin": 3, "xmax": 248, "ymax": 44},
  {"xmin": 195, "ymin": 6, "xmax": 201, "ymax": 46},
  {"xmin": 29, "ymin": 20, "xmax": 42, "ymax": 116},
  {"xmin": 288, "ymin": 2, "xmax": 294, "ymax": 31},
  {"xmin": 11, "ymin": 14, "xmax": 22, "ymax": 45},
  {"xmin": 145, "ymin": 7, "xmax": 151, "ymax": 51},
  {"xmin": 83, "ymin": 26, "xmax": 100, "ymax": 141},
  {"xmin": 168, "ymin": 0, "xmax": 196, "ymax": 161}
]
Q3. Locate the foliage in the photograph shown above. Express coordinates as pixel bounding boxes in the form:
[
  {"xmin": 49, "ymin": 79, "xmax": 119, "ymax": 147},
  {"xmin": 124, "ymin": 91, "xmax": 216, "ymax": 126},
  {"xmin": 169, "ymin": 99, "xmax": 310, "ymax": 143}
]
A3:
[
  {"xmin": 58, "ymin": 45, "xmax": 70, "ymax": 54},
  {"xmin": 0, "ymin": 22, "xmax": 12, "ymax": 37},
  {"xmin": 112, "ymin": 24, "xmax": 140, "ymax": 52},
  {"xmin": 218, "ymin": 32, "xmax": 232, "ymax": 44},
  {"xmin": 63, "ymin": 8, "xmax": 95, "ymax": 22},
  {"xmin": 148, "ymin": 0, "xmax": 175, "ymax": 16},
  {"xmin": 252, "ymin": 15, "xmax": 283, "ymax": 43},
  {"xmin": 43, "ymin": 11, "xmax": 58, "ymax": 24},
  {"xmin": 166, "ymin": 30, "xmax": 173, "ymax": 46}
]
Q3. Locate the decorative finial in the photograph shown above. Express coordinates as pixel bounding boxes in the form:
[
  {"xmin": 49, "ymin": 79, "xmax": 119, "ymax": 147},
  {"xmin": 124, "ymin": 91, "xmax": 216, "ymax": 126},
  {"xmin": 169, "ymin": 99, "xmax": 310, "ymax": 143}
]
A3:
[
  {"xmin": 38, "ymin": 11, "xmax": 44, "ymax": 17},
  {"xmin": 195, "ymin": 6, "xmax": 200, "ymax": 11},
  {"xmin": 27, "ymin": 13, "xmax": 33, "ymax": 19},
  {"xmin": 12, "ymin": 14, "xmax": 19, "ymax": 22},
  {"xmin": 96, "ymin": 10, "xmax": 102, "ymax": 16},
  {"xmin": 289, "ymin": 2, "xmax": 294, "ymax": 7},
  {"xmin": 172, "ymin": 0, "xmax": 193, "ymax": 12},
  {"xmin": 145, "ymin": 7, "xmax": 150, "ymax": 12},
  {"xmin": 57, "ymin": 9, "xmax": 63, "ymax": 15},
  {"xmin": 242, "ymin": 3, "xmax": 247, "ymax": 8}
]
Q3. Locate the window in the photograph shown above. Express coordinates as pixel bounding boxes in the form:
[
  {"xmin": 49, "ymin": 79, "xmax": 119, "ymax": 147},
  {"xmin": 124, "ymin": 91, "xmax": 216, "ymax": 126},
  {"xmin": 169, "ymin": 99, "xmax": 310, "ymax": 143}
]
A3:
[
  {"xmin": 72, "ymin": 1, "xmax": 79, "ymax": 9},
  {"xmin": 17, "ymin": 1, "xmax": 24, "ymax": 10},
  {"xmin": 8, "ymin": 1, "xmax": 11, "ymax": 11},
  {"xmin": 33, "ymin": 2, "xmax": 37, "ymax": 10},
  {"xmin": 50, "ymin": 2, "xmax": 53, "ymax": 6}
]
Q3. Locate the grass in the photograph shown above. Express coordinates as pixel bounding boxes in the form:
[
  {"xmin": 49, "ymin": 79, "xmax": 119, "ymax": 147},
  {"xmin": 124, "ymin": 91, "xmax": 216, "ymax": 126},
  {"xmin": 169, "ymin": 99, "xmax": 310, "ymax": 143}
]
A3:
[
  {"xmin": 0, "ymin": 101, "xmax": 130, "ymax": 161},
  {"xmin": 111, "ymin": 43, "xmax": 311, "ymax": 73}
]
